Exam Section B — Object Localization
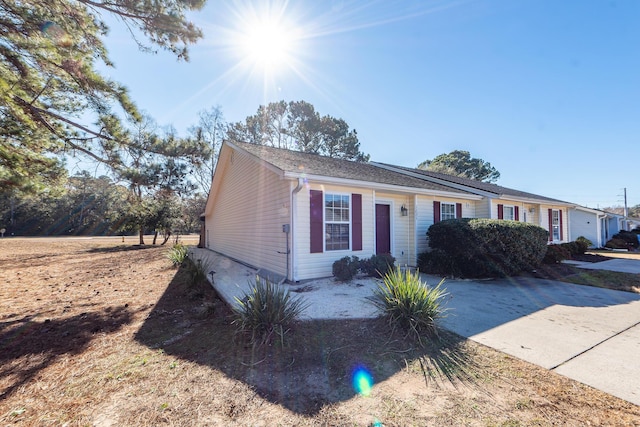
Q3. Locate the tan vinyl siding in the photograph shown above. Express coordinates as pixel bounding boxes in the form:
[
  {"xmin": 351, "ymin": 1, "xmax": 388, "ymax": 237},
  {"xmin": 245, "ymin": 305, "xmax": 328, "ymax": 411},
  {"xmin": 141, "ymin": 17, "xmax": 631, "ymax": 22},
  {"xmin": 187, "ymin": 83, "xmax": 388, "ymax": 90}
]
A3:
[
  {"xmin": 294, "ymin": 185, "xmax": 375, "ymax": 281},
  {"xmin": 475, "ymin": 198, "xmax": 492, "ymax": 219},
  {"xmin": 415, "ymin": 195, "xmax": 434, "ymax": 255},
  {"xmin": 206, "ymin": 150, "xmax": 290, "ymax": 276}
]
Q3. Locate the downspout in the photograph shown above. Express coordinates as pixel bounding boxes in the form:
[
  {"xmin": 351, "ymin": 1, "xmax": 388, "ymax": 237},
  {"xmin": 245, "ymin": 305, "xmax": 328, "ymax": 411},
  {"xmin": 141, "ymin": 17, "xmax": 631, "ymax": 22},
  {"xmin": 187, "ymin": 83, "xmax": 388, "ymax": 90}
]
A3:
[{"xmin": 290, "ymin": 178, "xmax": 305, "ymax": 281}]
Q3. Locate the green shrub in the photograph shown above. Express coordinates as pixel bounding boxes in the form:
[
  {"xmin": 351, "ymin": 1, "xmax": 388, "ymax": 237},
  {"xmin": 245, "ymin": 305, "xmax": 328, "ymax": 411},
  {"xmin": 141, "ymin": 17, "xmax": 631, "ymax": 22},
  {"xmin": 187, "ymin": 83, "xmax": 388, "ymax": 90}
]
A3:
[
  {"xmin": 543, "ymin": 244, "xmax": 571, "ymax": 264},
  {"xmin": 167, "ymin": 243, "xmax": 188, "ymax": 267},
  {"xmin": 332, "ymin": 256, "xmax": 360, "ymax": 281},
  {"xmin": 233, "ymin": 277, "xmax": 308, "ymax": 345},
  {"xmin": 369, "ymin": 267, "xmax": 448, "ymax": 345},
  {"xmin": 417, "ymin": 249, "xmax": 460, "ymax": 277},
  {"xmin": 575, "ymin": 236, "xmax": 592, "ymax": 253},
  {"xmin": 426, "ymin": 218, "xmax": 549, "ymax": 278},
  {"xmin": 611, "ymin": 231, "xmax": 639, "ymax": 249},
  {"xmin": 605, "ymin": 238, "xmax": 630, "ymax": 250},
  {"xmin": 360, "ymin": 253, "xmax": 396, "ymax": 277},
  {"xmin": 185, "ymin": 256, "xmax": 209, "ymax": 287}
]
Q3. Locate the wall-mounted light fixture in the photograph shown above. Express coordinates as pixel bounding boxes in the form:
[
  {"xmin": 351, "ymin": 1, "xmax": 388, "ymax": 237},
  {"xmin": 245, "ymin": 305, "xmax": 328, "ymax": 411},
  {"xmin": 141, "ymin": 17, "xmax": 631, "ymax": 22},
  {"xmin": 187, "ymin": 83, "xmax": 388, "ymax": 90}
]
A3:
[
  {"xmin": 529, "ymin": 207, "xmax": 535, "ymax": 213},
  {"xmin": 401, "ymin": 204, "xmax": 408, "ymax": 216}
]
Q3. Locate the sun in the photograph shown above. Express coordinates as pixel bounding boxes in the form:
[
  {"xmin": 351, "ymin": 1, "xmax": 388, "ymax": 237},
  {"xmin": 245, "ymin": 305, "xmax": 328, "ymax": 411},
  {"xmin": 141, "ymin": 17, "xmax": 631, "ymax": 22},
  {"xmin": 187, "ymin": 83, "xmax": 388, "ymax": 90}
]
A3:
[
  {"xmin": 231, "ymin": 4, "xmax": 302, "ymax": 76},
  {"xmin": 241, "ymin": 20, "xmax": 293, "ymax": 70}
]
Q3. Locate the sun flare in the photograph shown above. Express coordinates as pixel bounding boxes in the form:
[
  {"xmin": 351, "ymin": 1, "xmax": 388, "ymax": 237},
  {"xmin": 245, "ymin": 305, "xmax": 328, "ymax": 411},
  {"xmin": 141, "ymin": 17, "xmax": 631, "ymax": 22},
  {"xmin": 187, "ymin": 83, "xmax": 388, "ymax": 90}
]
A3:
[{"xmin": 241, "ymin": 21, "xmax": 294, "ymax": 70}]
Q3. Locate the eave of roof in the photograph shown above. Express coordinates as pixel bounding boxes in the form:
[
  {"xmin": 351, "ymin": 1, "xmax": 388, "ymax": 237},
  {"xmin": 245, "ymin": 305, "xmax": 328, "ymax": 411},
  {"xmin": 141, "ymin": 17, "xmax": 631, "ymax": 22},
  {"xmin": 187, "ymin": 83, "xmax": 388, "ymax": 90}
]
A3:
[
  {"xmin": 229, "ymin": 141, "xmax": 480, "ymax": 199},
  {"xmin": 373, "ymin": 162, "xmax": 575, "ymax": 206}
]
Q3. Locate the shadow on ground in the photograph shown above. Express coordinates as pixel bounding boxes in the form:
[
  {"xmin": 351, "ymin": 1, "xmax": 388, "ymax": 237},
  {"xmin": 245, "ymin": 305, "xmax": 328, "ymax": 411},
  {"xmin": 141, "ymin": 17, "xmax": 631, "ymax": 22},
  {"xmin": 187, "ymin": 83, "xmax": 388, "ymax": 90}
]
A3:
[
  {"xmin": 87, "ymin": 244, "xmax": 160, "ymax": 254},
  {"xmin": 134, "ymin": 267, "xmax": 479, "ymax": 416},
  {"xmin": 0, "ymin": 307, "xmax": 133, "ymax": 400}
]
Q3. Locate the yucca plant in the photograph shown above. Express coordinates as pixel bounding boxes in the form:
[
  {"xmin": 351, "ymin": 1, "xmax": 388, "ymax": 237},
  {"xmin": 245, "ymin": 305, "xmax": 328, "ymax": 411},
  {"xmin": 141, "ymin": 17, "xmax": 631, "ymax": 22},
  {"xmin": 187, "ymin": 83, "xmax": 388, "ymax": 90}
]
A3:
[
  {"xmin": 186, "ymin": 257, "xmax": 209, "ymax": 288},
  {"xmin": 233, "ymin": 277, "xmax": 308, "ymax": 345},
  {"xmin": 167, "ymin": 243, "xmax": 188, "ymax": 267},
  {"xmin": 370, "ymin": 267, "xmax": 448, "ymax": 345}
]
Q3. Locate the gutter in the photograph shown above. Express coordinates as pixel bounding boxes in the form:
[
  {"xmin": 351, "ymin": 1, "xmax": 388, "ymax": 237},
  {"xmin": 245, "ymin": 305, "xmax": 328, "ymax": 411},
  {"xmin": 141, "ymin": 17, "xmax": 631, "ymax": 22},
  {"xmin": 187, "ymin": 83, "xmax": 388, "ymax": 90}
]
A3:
[{"xmin": 289, "ymin": 177, "xmax": 305, "ymax": 281}]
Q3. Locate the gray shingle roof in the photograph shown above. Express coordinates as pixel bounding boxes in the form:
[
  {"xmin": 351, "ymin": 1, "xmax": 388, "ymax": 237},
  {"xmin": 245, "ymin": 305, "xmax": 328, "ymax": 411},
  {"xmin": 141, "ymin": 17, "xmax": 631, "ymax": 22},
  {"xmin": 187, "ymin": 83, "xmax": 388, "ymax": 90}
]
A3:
[
  {"xmin": 378, "ymin": 163, "xmax": 572, "ymax": 204},
  {"xmin": 231, "ymin": 141, "xmax": 473, "ymax": 195}
]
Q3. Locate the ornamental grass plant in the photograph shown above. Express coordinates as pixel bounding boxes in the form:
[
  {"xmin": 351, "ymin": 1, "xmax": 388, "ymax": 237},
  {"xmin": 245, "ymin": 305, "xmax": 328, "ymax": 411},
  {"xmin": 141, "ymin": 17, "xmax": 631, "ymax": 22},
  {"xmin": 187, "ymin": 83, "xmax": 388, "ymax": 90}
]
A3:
[
  {"xmin": 233, "ymin": 277, "xmax": 308, "ymax": 345},
  {"xmin": 370, "ymin": 267, "xmax": 448, "ymax": 345},
  {"xmin": 167, "ymin": 243, "xmax": 188, "ymax": 267}
]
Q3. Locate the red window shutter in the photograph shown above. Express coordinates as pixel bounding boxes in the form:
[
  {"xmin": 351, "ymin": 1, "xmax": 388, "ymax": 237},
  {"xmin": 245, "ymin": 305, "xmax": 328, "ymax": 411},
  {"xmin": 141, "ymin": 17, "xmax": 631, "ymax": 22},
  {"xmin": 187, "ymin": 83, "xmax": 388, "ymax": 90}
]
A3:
[
  {"xmin": 497, "ymin": 204, "xmax": 504, "ymax": 220},
  {"xmin": 310, "ymin": 190, "xmax": 323, "ymax": 253},
  {"xmin": 514, "ymin": 206, "xmax": 520, "ymax": 221},
  {"xmin": 548, "ymin": 209, "xmax": 553, "ymax": 241},
  {"xmin": 456, "ymin": 203, "xmax": 462, "ymax": 219},
  {"xmin": 559, "ymin": 210, "xmax": 563, "ymax": 240},
  {"xmin": 352, "ymin": 194, "xmax": 362, "ymax": 251},
  {"xmin": 433, "ymin": 201, "xmax": 441, "ymax": 223}
]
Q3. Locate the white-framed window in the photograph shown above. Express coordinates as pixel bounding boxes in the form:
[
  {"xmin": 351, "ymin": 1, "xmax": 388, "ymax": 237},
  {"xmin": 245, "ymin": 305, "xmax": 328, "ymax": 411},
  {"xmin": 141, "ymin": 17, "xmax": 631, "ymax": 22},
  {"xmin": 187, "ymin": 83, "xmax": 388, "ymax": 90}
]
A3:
[
  {"xmin": 441, "ymin": 202, "xmax": 456, "ymax": 221},
  {"xmin": 325, "ymin": 193, "xmax": 350, "ymax": 251},
  {"xmin": 551, "ymin": 209, "xmax": 561, "ymax": 241},
  {"xmin": 503, "ymin": 206, "xmax": 515, "ymax": 220}
]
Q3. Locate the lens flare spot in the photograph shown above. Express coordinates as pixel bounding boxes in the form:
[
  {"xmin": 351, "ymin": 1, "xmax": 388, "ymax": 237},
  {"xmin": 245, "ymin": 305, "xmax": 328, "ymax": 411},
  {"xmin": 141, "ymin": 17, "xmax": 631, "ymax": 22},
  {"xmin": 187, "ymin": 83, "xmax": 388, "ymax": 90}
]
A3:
[{"xmin": 352, "ymin": 366, "xmax": 373, "ymax": 396}]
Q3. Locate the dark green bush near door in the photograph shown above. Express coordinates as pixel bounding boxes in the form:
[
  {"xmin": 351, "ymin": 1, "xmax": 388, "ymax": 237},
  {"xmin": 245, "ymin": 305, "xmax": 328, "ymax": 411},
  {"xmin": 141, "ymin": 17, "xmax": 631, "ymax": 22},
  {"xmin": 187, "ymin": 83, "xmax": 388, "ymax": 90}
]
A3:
[{"xmin": 424, "ymin": 218, "xmax": 549, "ymax": 278}]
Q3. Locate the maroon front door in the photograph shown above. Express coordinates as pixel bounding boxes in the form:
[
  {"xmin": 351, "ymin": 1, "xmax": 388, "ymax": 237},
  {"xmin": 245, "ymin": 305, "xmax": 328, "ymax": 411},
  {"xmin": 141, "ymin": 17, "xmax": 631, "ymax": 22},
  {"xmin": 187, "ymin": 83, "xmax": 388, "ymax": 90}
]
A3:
[{"xmin": 375, "ymin": 204, "xmax": 391, "ymax": 254}]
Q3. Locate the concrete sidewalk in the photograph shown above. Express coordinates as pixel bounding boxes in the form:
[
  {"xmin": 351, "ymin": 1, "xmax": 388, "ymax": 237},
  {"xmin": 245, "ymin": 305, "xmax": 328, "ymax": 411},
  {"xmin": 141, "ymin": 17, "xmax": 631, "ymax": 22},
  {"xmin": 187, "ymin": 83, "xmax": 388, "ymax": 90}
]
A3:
[
  {"xmin": 566, "ymin": 257, "xmax": 640, "ymax": 274},
  {"xmin": 189, "ymin": 247, "xmax": 640, "ymax": 406}
]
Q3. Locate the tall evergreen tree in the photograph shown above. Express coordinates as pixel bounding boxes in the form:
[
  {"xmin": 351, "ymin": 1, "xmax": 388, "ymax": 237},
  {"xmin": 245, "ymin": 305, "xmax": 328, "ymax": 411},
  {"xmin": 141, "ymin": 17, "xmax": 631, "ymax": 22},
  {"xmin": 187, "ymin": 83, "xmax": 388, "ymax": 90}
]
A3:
[
  {"xmin": 0, "ymin": 0, "xmax": 206, "ymax": 193},
  {"xmin": 227, "ymin": 100, "xmax": 369, "ymax": 161},
  {"xmin": 418, "ymin": 150, "xmax": 500, "ymax": 183}
]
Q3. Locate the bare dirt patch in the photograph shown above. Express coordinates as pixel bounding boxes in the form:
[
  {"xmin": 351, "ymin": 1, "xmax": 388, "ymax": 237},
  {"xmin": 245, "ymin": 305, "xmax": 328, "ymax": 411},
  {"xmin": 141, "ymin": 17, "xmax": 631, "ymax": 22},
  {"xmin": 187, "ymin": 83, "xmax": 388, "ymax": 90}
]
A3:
[{"xmin": 1, "ymin": 238, "xmax": 639, "ymax": 426}]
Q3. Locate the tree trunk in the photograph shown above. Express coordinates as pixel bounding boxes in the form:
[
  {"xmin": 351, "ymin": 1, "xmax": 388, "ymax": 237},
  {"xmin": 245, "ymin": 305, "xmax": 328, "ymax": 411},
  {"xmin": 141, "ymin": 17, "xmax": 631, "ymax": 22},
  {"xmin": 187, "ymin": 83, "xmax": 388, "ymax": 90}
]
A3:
[
  {"xmin": 161, "ymin": 230, "xmax": 171, "ymax": 245},
  {"xmin": 152, "ymin": 230, "xmax": 158, "ymax": 245},
  {"xmin": 138, "ymin": 226, "xmax": 145, "ymax": 245}
]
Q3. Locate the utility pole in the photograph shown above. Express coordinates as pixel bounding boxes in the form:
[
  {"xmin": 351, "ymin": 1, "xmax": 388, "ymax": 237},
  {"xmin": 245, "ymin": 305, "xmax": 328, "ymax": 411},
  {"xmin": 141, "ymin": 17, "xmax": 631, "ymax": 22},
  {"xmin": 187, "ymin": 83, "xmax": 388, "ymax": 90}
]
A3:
[{"xmin": 623, "ymin": 187, "xmax": 629, "ymax": 231}]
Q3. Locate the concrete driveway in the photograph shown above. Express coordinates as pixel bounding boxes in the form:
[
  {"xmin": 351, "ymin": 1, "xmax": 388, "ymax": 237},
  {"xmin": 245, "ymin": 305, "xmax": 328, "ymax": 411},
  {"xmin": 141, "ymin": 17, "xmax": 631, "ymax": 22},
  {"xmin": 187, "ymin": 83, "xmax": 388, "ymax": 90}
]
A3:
[{"xmin": 435, "ymin": 274, "xmax": 640, "ymax": 406}]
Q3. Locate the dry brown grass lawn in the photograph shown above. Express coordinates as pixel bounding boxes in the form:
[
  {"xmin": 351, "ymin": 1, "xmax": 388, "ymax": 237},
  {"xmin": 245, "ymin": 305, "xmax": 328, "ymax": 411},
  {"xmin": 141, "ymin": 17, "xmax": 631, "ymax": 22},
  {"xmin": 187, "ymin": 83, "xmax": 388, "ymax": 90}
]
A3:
[{"xmin": 1, "ymin": 238, "xmax": 639, "ymax": 426}]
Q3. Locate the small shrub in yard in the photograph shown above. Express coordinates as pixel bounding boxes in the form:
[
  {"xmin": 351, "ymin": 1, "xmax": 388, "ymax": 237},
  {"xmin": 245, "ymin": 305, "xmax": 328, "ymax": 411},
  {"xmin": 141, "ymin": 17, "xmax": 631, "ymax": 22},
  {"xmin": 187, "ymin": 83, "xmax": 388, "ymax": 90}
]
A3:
[
  {"xmin": 543, "ymin": 244, "xmax": 571, "ymax": 264},
  {"xmin": 611, "ymin": 231, "xmax": 639, "ymax": 249},
  {"xmin": 369, "ymin": 267, "xmax": 448, "ymax": 345},
  {"xmin": 185, "ymin": 256, "xmax": 209, "ymax": 287},
  {"xmin": 605, "ymin": 238, "xmax": 630, "ymax": 250},
  {"xmin": 233, "ymin": 277, "xmax": 308, "ymax": 345},
  {"xmin": 332, "ymin": 256, "xmax": 360, "ymax": 281},
  {"xmin": 167, "ymin": 243, "xmax": 188, "ymax": 267},
  {"xmin": 360, "ymin": 253, "xmax": 396, "ymax": 277},
  {"xmin": 575, "ymin": 236, "xmax": 592, "ymax": 253}
]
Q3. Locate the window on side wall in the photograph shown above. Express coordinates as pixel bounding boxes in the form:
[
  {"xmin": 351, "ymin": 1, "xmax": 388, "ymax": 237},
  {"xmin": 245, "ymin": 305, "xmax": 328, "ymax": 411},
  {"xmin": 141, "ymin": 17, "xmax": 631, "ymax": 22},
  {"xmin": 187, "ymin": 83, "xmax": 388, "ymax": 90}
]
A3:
[
  {"xmin": 441, "ymin": 202, "xmax": 456, "ymax": 221},
  {"xmin": 325, "ymin": 194, "xmax": 350, "ymax": 250}
]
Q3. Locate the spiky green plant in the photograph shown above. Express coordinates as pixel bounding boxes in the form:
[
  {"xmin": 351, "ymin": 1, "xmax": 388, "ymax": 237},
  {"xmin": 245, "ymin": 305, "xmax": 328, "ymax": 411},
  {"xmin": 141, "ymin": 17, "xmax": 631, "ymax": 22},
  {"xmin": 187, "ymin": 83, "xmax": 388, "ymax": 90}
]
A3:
[
  {"xmin": 186, "ymin": 257, "xmax": 209, "ymax": 288},
  {"xmin": 233, "ymin": 277, "xmax": 308, "ymax": 345},
  {"xmin": 167, "ymin": 243, "xmax": 188, "ymax": 267},
  {"xmin": 370, "ymin": 267, "xmax": 448, "ymax": 345}
]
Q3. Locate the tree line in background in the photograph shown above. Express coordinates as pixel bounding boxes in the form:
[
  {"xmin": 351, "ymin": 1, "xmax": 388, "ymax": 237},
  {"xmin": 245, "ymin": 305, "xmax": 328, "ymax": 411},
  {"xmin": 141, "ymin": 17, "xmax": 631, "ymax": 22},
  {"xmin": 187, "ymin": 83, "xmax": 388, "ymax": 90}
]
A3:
[{"xmin": 0, "ymin": 171, "xmax": 205, "ymax": 239}]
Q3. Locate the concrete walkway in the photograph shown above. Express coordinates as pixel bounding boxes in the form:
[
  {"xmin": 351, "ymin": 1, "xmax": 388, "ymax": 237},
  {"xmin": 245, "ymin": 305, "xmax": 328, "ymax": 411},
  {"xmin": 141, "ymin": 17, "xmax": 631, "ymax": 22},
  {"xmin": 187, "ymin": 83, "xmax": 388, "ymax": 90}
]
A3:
[
  {"xmin": 567, "ymin": 257, "xmax": 640, "ymax": 274},
  {"xmin": 189, "ymin": 247, "xmax": 640, "ymax": 406}
]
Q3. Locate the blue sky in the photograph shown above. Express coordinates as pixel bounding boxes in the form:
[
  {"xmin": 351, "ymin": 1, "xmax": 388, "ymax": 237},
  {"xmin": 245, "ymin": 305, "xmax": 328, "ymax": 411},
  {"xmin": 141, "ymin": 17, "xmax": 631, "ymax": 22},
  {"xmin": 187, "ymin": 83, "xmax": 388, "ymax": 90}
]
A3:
[{"xmin": 95, "ymin": 0, "xmax": 639, "ymax": 209}]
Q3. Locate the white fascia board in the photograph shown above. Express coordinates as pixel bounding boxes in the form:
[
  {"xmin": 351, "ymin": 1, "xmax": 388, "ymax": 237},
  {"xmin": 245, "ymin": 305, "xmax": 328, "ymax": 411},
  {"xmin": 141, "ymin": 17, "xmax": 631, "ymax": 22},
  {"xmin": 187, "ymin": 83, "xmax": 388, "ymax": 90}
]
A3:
[
  {"xmin": 572, "ymin": 205, "xmax": 607, "ymax": 216},
  {"xmin": 282, "ymin": 172, "xmax": 482, "ymax": 200},
  {"xmin": 497, "ymin": 195, "xmax": 576, "ymax": 207},
  {"xmin": 371, "ymin": 162, "xmax": 497, "ymax": 198}
]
